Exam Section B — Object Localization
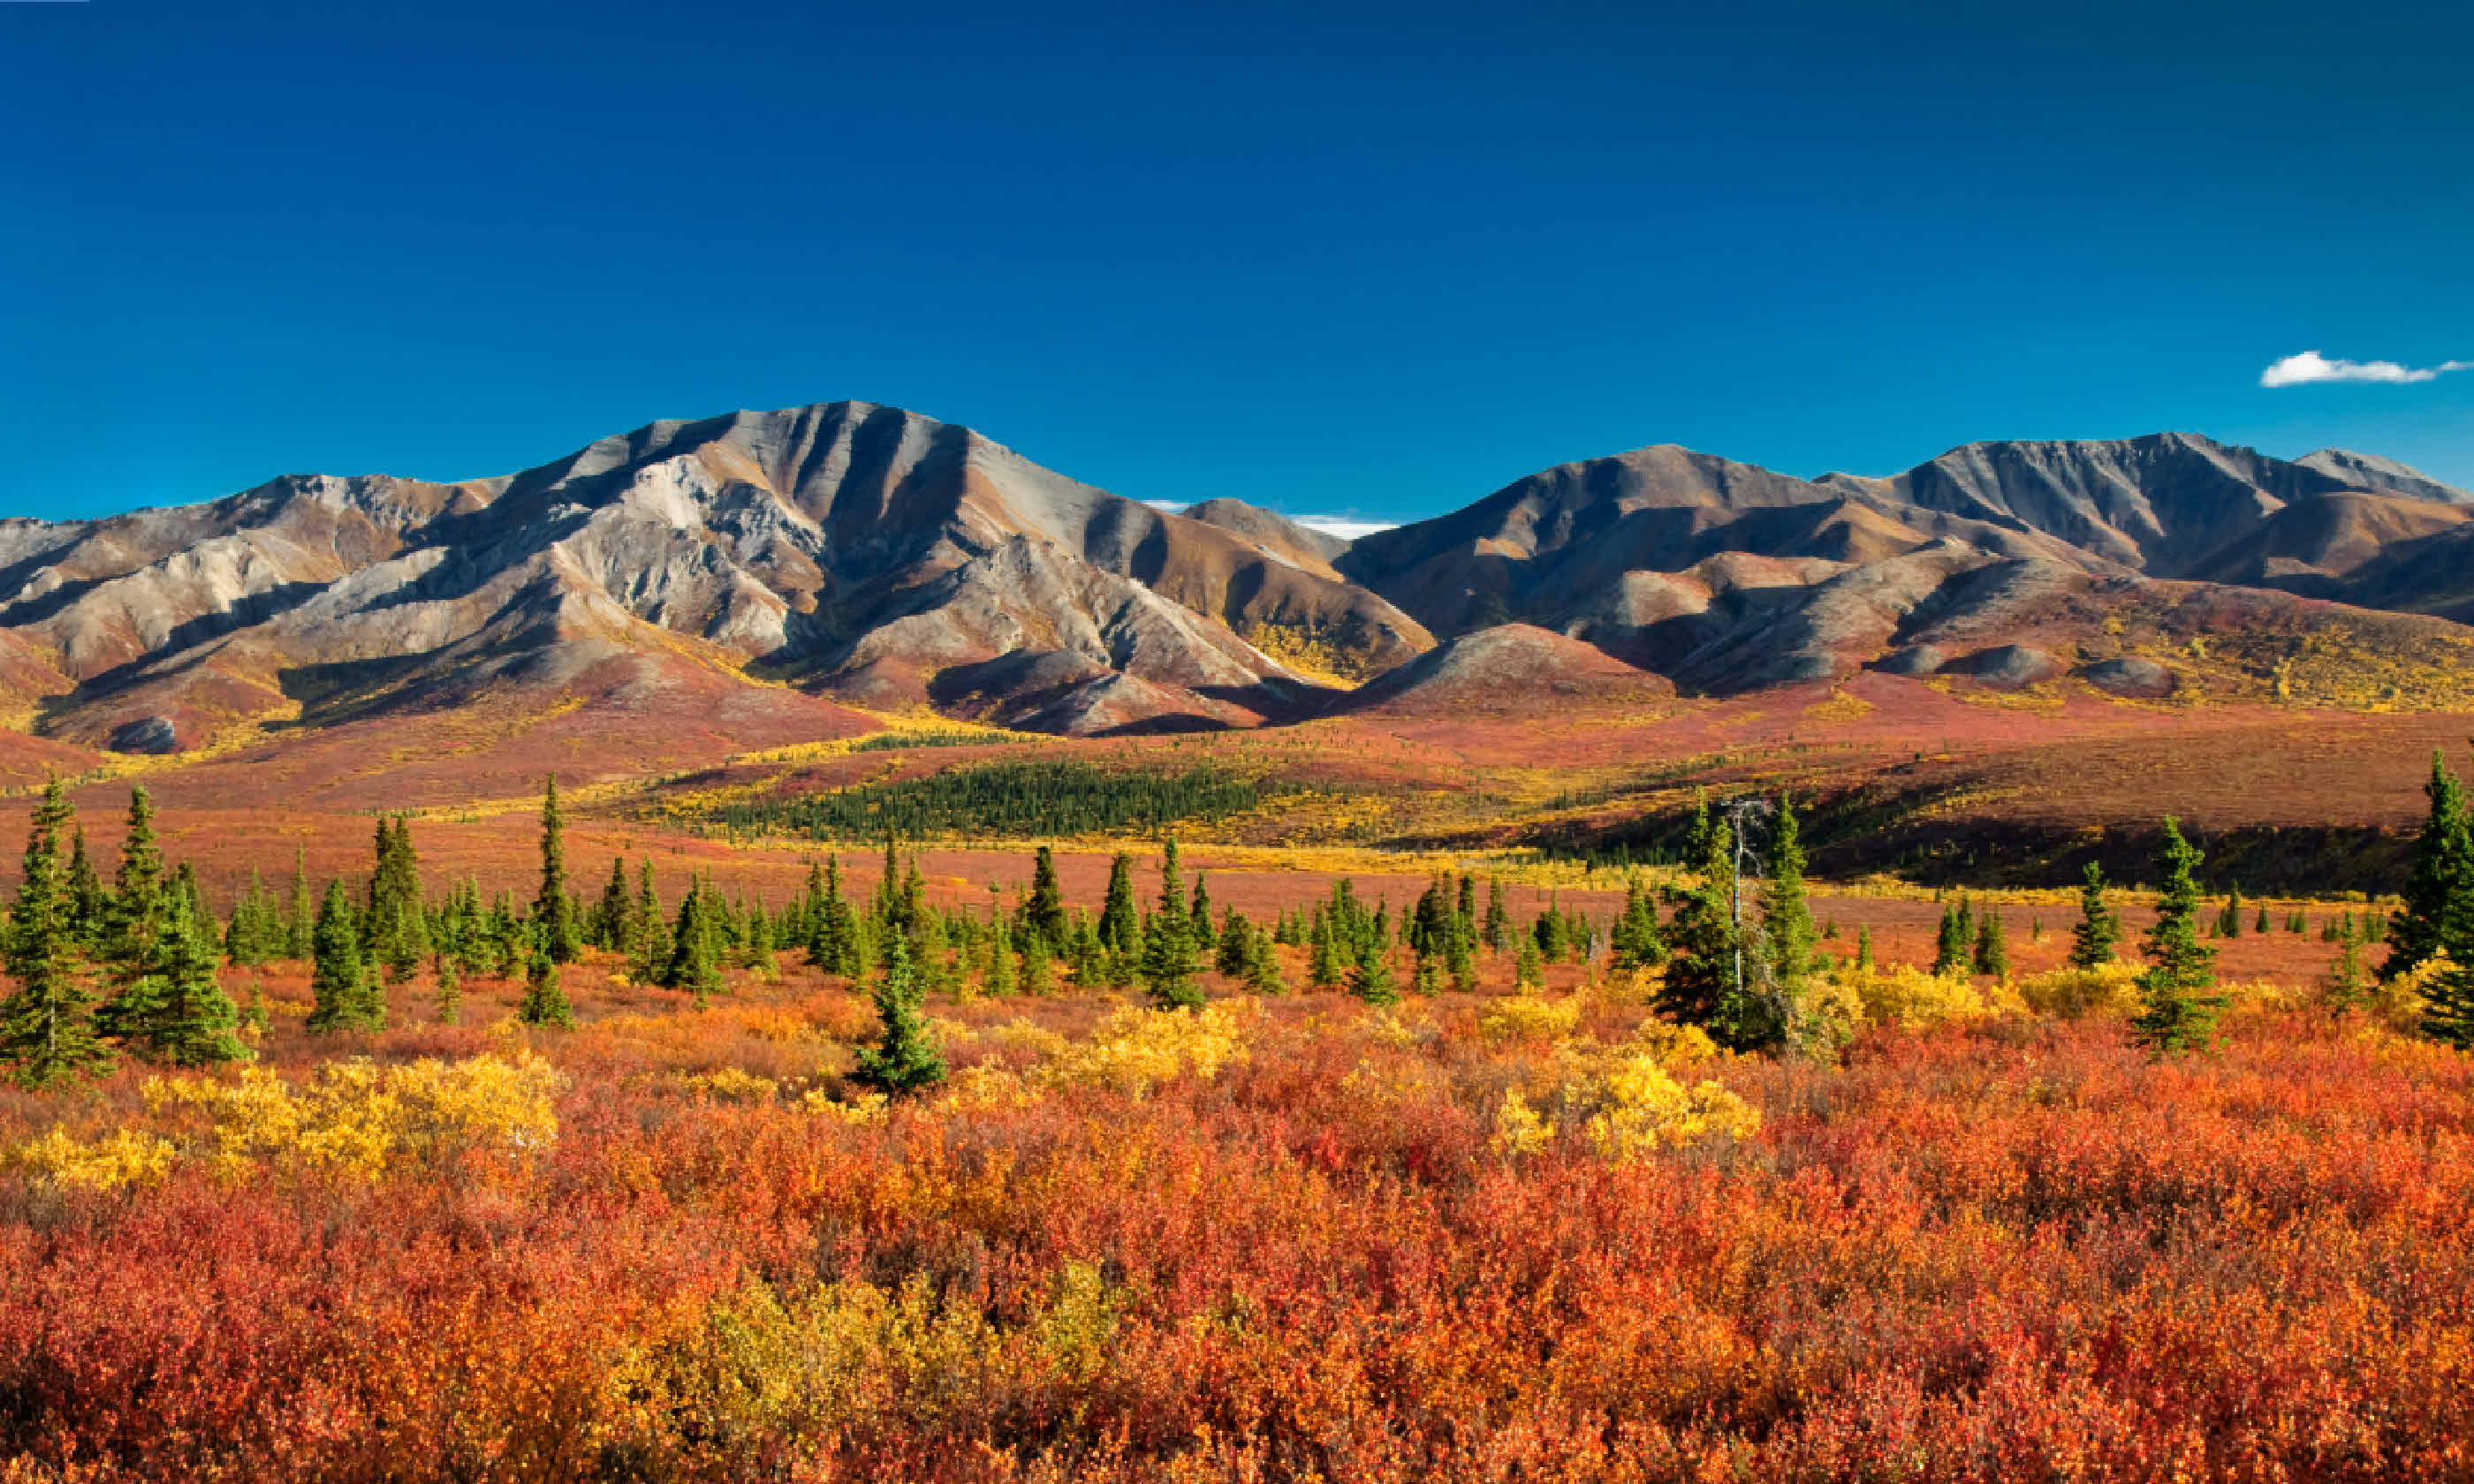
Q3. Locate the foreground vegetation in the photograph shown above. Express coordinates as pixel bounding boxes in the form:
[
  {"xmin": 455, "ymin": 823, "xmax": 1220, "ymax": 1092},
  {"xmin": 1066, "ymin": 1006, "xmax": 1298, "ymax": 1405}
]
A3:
[{"xmin": 5, "ymin": 753, "xmax": 2474, "ymax": 1479}]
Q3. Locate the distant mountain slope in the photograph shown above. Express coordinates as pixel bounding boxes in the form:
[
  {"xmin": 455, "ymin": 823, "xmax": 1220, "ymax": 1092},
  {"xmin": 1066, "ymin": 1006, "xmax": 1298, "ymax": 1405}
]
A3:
[
  {"xmin": 1338, "ymin": 432, "xmax": 2474, "ymax": 696},
  {"xmin": 4, "ymin": 407, "xmax": 2471, "ymax": 762},
  {"xmin": 0, "ymin": 403, "xmax": 1431, "ymax": 752},
  {"xmin": 2295, "ymin": 449, "xmax": 2473, "ymax": 506}
]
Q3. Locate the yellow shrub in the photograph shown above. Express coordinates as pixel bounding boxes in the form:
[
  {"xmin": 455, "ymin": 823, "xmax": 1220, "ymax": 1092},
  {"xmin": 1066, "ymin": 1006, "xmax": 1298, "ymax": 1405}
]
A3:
[
  {"xmin": 1491, "ymin": 1089, "xmax": 1555, "ymax": 1157},
  {"xmin": 1582, "ymin": 1056, "xmax": 1761, "ymax": 1162},
  {"xmin": 8, "ymin": 1126, "xmax": 178, "ymax": 1194},
  {"xmin": 1038, "ymin": 1001, "xmax": 1261, "ymax": 1099},
  {"xmin": 679, "ymin": 1067, "xmax": 780, "ymax": 1104},
  {"xmin": 1479, "ymin": 993, "xmax": 1582, "ymax": 1043},
  {"xmin": 611, "ymin": 1260, "xmax": 1125, "ymax": 1455},
  {"xmin": 146, "ymin": 1050, "xmax": 565, "ymax": 1182},
  {"xmin": 2014, "ymin": 962, "xmax": 2146, "ymax": 1019},
  {"xmin": 801, "ymin": 1088, "xmax": 889, "ymax": 1124},
  {"xmin": 1833, "ymin": 963, "xmax": 2024, "ymax": 1029},
  {"xmin": 2364, "ymin": 953, "xmax": 2455, "ymax": 1031},
  {"xmin": 1630, "ymin": 1018, "xmax": 1721, "ymax": 1069}
]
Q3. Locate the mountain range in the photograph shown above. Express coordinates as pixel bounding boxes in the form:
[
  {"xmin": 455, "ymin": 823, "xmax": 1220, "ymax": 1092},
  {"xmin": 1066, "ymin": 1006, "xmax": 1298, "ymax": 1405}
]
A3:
[{"xmin": 3, "ymin": 402, "xmax": 2470, "ymax": 756}]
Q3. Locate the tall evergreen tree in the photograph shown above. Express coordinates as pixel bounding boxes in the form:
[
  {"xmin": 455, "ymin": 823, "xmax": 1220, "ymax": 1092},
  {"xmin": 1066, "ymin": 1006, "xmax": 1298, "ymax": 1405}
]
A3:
[
  {"xmin": 64, "ymin": 828, "xmax": 105, "ymax": 948},
  {"xmin": 1141, "ymin": 840, "xmax": 1203, "ymax": 1011},
  {"xmin": 2068, "ymin": 862, "xmax": 2121, "ymax": 968},
  {"xmin": 1932, "ymin": 903, "xmax": 1971, "ymax": 976},
  {"xmin": 740, "ymin": 895, "xmax": 777, "ymax": 973},
  {"xmin": 534, "ymin": 775, "xmax": 580, "ymax": 963},
  {"xmin": 286, "ymin": 846, "xmax": 315, "ymax": 959},
  {"xmin": 368, "ymin": 816, "xmax": 429, "ymax": 982},
  {"xmin": 1216, "ymin": 907, "xmax": 1254, "ymax": 977},
  {"xmin": 983, "ymin": 909, "xmax": 1018, "ymax": 996},
  {"xmin": 632, "ymin": 859, "xmax": 671, "ymax": 980},
  {"xmin": 1610, "ymin": 874, "xmax": 1665, "ymax": 971},
  {"xmin": 870, "ymin": 832, "xmax": 902, "ymax": 929},
  {"xmin": 808, "ymin": 853, "xmax": 861, "ymax": 977},
  {"xmin": 664, "ymin": 880, "xmax": 725, "ymax": 1005},
  {"xmin": 852, "ymin": 935, "xmax": 945, "ymax": 1093},
  {"xmin": 1761, "ymin": 793, "xmax": 1814, "ymax": 991},
  {"xmin": 1188, "ymin": 874, "xmax": 1215, "ymax": 955},
  {"xmin": 2389, "ymin": 749, "xmax": 2472, "ymax": 980},
  {"xmin": 2130, "ymin": 819, "xmax": 2224, "ymax": 1056},
  {"xmin": 1974, "ymin": 906, "xmax": 2010, "ymax": 978},
  {"xmin": 1481, "ymin": 876, "xmax": 1508, "ymax": 953},
  {"xmin": 2324, "ymin": 912, "xmax": 2367, "ymax": 1015},
  {"xmin": 1308, "ymin": 912, "xmax": 1346, "ymax": 989},
  {"xmin": 1097, "ymin": 852, "xmax": 1139, "ymax": 956},
  {"xmin": 127, "ymin": 892, "xmax": 249, "ymax": 1066},
  {"xmin": 1657, "ymin": 799, "xmax": 1741, "ymax": 1037},
  {"xmin": 1347, "ymin": 936, "xmax": 1399, "ymax": 1006},
  {"xmin": 306, "ymin": 880, "xmax": 383, "ymax": 1034},
  {"xmin": 517, "ymin": 943, "xmax": 574, "ymax": 1028},
  {"xmin": 1026, "ymin": 844, "xmax": 1067, "ymax": 946},
  {"xmin": 93, "ymin": 785, "xmax": 169, "ymax": 1038},
  {"xmin": 1244, "ymin": 920, "xmax": 1288, "ymax": 995},
  {"xmin": 0, "ymin": 777, "xmax": 110, "ymax": 1088},
  {"xmin": 592, "ymin": 857, "xmax": 630, "ymax": 950}
]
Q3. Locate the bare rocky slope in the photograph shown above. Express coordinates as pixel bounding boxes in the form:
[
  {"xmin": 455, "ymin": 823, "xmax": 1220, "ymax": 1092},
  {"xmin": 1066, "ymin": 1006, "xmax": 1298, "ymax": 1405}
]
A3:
[
  {"xmin": 1337, "ymin": 432, "xmax": 2474, "ymax": 697},
  {"xmin": 4, "ymin": 408, "xmax": 2470, "ymax": 757},
  {"xmin": 0, "ymin": 403, "xmax": 1430, "ymax": 749}
]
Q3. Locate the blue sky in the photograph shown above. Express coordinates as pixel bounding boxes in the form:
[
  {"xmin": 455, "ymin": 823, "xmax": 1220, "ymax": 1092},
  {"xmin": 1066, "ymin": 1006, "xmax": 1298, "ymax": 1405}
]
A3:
[{"xmin": 4, "ymin": 0, "xmax": 2469, "ymax": 526}]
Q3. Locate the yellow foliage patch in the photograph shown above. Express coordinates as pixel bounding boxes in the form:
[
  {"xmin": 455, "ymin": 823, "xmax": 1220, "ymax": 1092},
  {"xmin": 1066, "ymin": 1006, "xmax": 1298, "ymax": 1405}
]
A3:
[
  {"xmin": 7, "ymin": 1126, "xmax": 178, "ymax": 1194},
  {"xmin": 1036, "ymin": 1001, "xmax": 1262, "ymax": 1099},
  {"xmin": 1582, "ymin": 1056, "xmax": 1763, "ymax": 1162},
  {"xmin": 144, "ymin": 1050, "xmax": 565, "ymax": 1182},
  {"xmin": 1832, "ymin": 963, "xmax": 2026, "ymax": 1029},
  {"xmin": 1478, "ymin": 992, "xmax": 1582, "ymax": 1043},
  {"xmin": 679, "ymin": 1067, "xmax": 780, "ymax": 1104},
  {"xmin": 2013, "ymin": 962, "xmax": 2147, "ymax": 1019}
]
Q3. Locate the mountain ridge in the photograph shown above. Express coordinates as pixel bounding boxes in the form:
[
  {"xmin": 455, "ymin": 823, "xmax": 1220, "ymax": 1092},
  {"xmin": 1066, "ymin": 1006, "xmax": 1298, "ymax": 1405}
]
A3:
[{"xmin": 3, "ymin": 405, "xmax": 2470, "ymax": 768}]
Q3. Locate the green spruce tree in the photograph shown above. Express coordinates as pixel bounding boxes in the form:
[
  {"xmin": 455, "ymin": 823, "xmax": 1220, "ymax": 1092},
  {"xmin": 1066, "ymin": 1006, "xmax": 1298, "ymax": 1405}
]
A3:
[
  {"xmin": 2068, "ymin": 862, "xmax": 2121, "ymax": 969},
  {"xmin": 1762, "ymin": 793, "xmax": 1815, "ymax": 992},
  {"xmin": 131, "ymin": 891, "xmax": 250, "ymax": 1066},
  {"xmin": 1347, "ymin": 936, "xmax": 1399, "ymax": 1006},
  {"xmin": 2130, "ymin": 818, "xmax": 2225, "ymax": 1056},
  {"xmin": 517, "ymin": 943, "xmax": 574, "ymax": 1028},
  {"xmin": 1026, "ymin": 844, "xmax": 1067, "ymax": 948},
  {"xmin": 534, "ymin": 775, "xmax": 580, "ymax": 963},
  {"xmin": 851, "ymin": 935, "xmax": 945, "ymax": 1094},
  {"xmin": 306, "ymin": 880, "xmax": 382, "ymax": 1034},
  {"xmin": 0, "ymin": 776, "xmax": 110, "ymax": 1088},
  {"xmin": 2390, "ymin": 749, "xmax": 2472, "ymax": 980},
  {"xmin": 2324, "ymin": 912, "xmax": 2366, "ymax": 1015},
  {"xmin": 1141, "ymin": 839, "xmax": 1203, "ymax": 1011},
  {"xmin": 93, "ymin": 785, "xmax": 170, "ymax": 1040},
  {"xmin": 1656, "ymin": 798, "xmax": 1740, "ymax": 1034},
  {"xmin": 1973, "ymin": 906, "xmax": 2009, "ymax": 978}
]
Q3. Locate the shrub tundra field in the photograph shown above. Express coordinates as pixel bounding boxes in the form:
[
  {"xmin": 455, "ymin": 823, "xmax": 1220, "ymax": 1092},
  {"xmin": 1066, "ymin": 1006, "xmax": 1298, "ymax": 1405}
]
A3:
[{"xmin": 5, "ymin": 763, "xmax": 2474, "ymax": 1481}]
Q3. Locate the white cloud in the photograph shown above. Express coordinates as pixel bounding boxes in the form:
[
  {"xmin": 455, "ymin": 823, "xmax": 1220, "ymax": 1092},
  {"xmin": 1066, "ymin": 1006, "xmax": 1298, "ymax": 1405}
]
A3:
[
  {"xmin": 1142, "ymin": 499, "xmax": 1189, "ymax": 512},
  {"xmin": 1293, "ymin": 516, "xmax": 1398, "ymax": 541},
  {"xmin": 2260, "ymin": 350, "xmax": 2473, "ymax": 388}
]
